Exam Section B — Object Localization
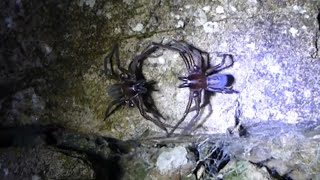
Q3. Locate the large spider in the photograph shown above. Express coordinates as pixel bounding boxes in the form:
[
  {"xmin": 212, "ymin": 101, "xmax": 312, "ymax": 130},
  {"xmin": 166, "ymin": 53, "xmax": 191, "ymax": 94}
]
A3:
[
  {"xmin": 103, "ymin": 43, "xmax": 168, "ymax": 133},
  {"xmin": 152, "ymin": 40, "xmax": 238, "ymax": 136}
]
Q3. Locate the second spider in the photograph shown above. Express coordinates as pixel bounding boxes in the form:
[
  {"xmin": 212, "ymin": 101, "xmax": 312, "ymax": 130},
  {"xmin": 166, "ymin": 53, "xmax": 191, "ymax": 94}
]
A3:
[{"xmin": 103, "ymin": 43, "xmax": 168, "ymax": 133}]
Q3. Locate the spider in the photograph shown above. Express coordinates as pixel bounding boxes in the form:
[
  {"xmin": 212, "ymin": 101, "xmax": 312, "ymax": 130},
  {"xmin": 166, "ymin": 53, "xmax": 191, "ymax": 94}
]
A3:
[
  {"xmin": 152, "ymin": 40, "xmax": 238, "ymax": 136},
  {"xmin": 103, "ymin": 43, "xmax": 168, "ymax": 133}
]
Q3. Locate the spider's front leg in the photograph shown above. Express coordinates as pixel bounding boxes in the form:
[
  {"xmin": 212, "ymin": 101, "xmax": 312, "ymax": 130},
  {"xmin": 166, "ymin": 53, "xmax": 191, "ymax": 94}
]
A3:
[
  {"xmin": 134, "ymin": 96, "xmax": 168, "ymax": 134},
  {"xmin": 153, "ymin": 41, "xmax": 197, "ymax": 72},
  {"xmin": 166, "ymin": 41, "xmax": 207, "ymax": 70},
  {"xmin": 113, "ymin": 43, "xmax": 131, "ymax": 76},
  {"xmin": 206, "ymin": 54, "xmax": 234, "ymax": 75},
  {"xmin": 105, "ymin": 43, "xmax": 132, "ymax": 80},
  {"xmin": 103, "ymin": 45, "xmax": 118, "ymax": 79},
  {"xmin": 209, "ymin": 87, "xmax": 239, "ymax": 94},
  {"xmin": 129, "ymin": 45, "xmax": 159, "ymax": 73},
  {"xmin": 181, "ymin": 91, "xmax": 202, "ymax": 134},
  {"xmin": 167, "ymin": 90, "xmax": 202, "ymax": 136},
  {"xmin": 104, "ymin": 98, "xmax": 126, "ymax": 120}
]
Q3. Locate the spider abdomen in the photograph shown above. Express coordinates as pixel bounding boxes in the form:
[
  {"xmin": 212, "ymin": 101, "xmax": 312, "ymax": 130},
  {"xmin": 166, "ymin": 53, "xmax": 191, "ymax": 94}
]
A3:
[{"xmin": 206, "ymin": 74, "xmax": 229, "ymax": 91}]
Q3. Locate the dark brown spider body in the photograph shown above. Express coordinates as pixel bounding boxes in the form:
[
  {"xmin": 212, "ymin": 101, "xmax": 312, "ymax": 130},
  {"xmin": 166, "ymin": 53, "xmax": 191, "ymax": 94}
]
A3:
[
  {"xmin": 107, "ymin": 80, "xmax": 147, "ymax": 107},
  {"xmin": 103, "ymin": 43, "xmax": 168, "ymax": 133},
  {"xmin": 153, "ymin": 40, "xmax": 238, "ymax": 136},
  {"xmin": 178, "ymin": 73, "xmax": 207, "ymax": 89}
]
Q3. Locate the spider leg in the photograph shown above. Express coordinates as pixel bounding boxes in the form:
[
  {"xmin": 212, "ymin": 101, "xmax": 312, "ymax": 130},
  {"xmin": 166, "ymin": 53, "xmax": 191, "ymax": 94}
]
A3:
[
  {"xmin": 172, "ymin": 41, "xmax": 205, "ymax": 69},
  {"xmin": 189, "ymin": 90, "xmax": 213, "ymax": 111},
  {"xmin": 179, "ymin": 52, "xmax": 193, "ymax": 72},
  {"xmin": 152, "ymin": 41, "xmax": 194, "ymax": 72},
  {"xmin": 138, "ymin": 97, "xmax": 184, "ymax": 129},
  {"xmin": 188, "ymin": 46, "xmax": 204, "ymax": 68},
  {"xmin": 167, "ymin": 91, "xmax": 194, "ymax": 136},
  {"xmin": 141, "ymin": 90, "xmax": 166, "ymax": 121},
  {"xmin": 189, "ymin": 96, "xmax": 213, "ymax": 133},
  {"xmin": 135, "ymin": 96, "xmax": 169, "ymax": 134},
  {"xmin": 201, "ymin": 50, "xmax": 210, "ymax": 71},
  {"xmin": 104, "ymin": 44, "xmax": 119, "ymax": 79},
  {"xmin": 206, "ymin": 54, "xmax": 234, "ymax": 75},
  {"xmin": 174, "ymin": 41, "xmax": 208, "ymax": 73},
  {"xmin": 182, "ymin": 91, "xmax": 202, "ymax": 134},
  {"xmin": 169, "ymin": 41, "xmax": 198, "ymax": 68},
  {"xmin": 104, "ymin": 99, "xmax": 125, "ymax": 120},
  {"xmin": 184, "ymin": 51, "xmax": 197, "ymax": 69},
  {"xmin": 154, "ymin": 40, "xmax": 209, "ymax": 71},
  {"xmin": 129, "ymin": 45, "xmax": 159, "ymax": 74},
  {"xmin": 199, "ymin": 91, "xmax": 213, "ymax": 120},
  {"xmin": 209, "ymin": 87, "xmax": 239, "ymax": 94},
  {"xmin": 110, "ymin": 43, "xmax": 130, "ymax": 76}
]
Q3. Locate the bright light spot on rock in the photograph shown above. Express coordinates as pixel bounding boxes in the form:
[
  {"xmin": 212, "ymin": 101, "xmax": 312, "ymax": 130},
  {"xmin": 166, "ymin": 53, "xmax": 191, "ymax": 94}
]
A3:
[
  {"xmin": 284, "ymin": 91, "xmax": 294, "ymax": 104},
  {"xmin": 260, "ymin": 109, "xmax": 270, "ymax": 121},
  {"xmin": 176, "ymin": 20, "xmax": 184, "ymax": 28},
  {"xmin": 216, "ymin": 6, "xmax": 225, "ymax": 14},
  {"xmin": 203, "ymin": 21, "xmax": 216, "ymax": 33},
  {"xmin": 123, "ymin": 0, "xmax": 134, "ymax": 5},
  {"xmin": 289, "ymin": 27, "xmax": 298, "ymax": 37},
  {"xmin": 230, "ymin": 5, "xmax": 237, "ymax": 12},
  {"xmin": 106, "ymin": 12, "xmax": 112, "ymax": 19},
  {"xmin": 156, "ymin": 146, "xmax": 188, "ymax": 174},
  {"xmin": 233, "ymin": 61, "xmax": 240, "ymax": 69},
  {"xmin": 78, "ymin": 0, "xmax": 95, "ymax": 8},
  {"xmin": 292, "ymin": 5, "xmax": 300, "ymax": 11},
  {"xmin": 173, "ymin": 53, "xmax": 180, "ymax": 59},
  {"xmin": 5, "ymin": 17, "xmax": 13, "ymax": 29},
  {"xmin": 114, "ymin": 27, "xmax": 121, "ymax": 34},
  {"xmin": 286, "ymin": 111, "xmax": 299, "ymax": 124},
  {"xmin": 275, "ymin": 111, "xmax": 285, "ymax": 120},
  {"xmin": 313, "ymin": 135, "xmax": 320, "ymax": 140},
  {"xmin": 292, "ymin": 5, "xmax": 306, "ymax": 14},
  {"xmin": 194, "ymin": 9, "xmax": 207, "ymax": 26},
  {"xmin": 268, "ymin": 63, "xmax": 281, "ymax": 74},
  {"xmin": 132, "ymin": 23, "xmax": 144, "ymax": 32},
  {"xmin": 158, "ymin": 57, "xmax": 166, "ymax": 64},
  {"xmin": 32, "ymin": 175, "xmax": 41, "ymax": 180},
  {"xmin": 247, "ymin": 42, "xmax": 255, "ymax": 50},
  {"xmin": 42, "ymin": 43, "xmax": 52, "ymax": 55},
  {"xmin": 304, "ymin": 89, "xmax": 311, "ymax": 98},
  {"xmin": 3, "ymin": 168, "xmax": 9, "ymax": 176},
  {"xmin": 301, "ymin": 25, "xmax": 307, "ymax": 30},
  {"xmin": 244, "ymin": 107, "xmax": 255, "ymax": 119},
  {"xmin": 249, "ymin": 0, "xmax": 257, "ymax": 4},
  {"xmin": 202, "ymin": 5, "xmax": 211, "ymax": 13},
  {"xmin": 184, "ymin": 4, "xmax": 191, "ymax": 9}
]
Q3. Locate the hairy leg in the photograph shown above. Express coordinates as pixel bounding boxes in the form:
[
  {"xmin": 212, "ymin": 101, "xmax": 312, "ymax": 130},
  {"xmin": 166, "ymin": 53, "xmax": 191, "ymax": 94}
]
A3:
[
  {"xmin": 167, "ymin": 91, "xmax": 194, "ymax": 136},
  {"xmin": 104, "ymin": 99, "xmax": 125, "ymax": 120},
  {"xmin": 206, "ymin": 54, "xmax": 234, "ymax": 75}
]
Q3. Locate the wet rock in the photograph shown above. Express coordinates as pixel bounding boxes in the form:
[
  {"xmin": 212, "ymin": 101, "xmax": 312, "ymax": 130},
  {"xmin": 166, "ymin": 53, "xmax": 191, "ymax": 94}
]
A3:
[{"xmin": 156, "ymin": 146, "xmax": 188, "ymax": 174}]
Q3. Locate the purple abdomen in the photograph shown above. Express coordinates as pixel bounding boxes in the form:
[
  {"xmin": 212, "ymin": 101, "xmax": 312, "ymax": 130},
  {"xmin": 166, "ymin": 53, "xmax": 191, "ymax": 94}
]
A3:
[{"xmin": 206, "ymin": 74, "xmax": 233, "ymax": 91}]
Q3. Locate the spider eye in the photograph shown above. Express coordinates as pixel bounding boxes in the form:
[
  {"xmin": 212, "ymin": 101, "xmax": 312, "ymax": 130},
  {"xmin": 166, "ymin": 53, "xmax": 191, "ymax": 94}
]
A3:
[
  {"xmin": 193, "ymin": 91, "xmax": 199, "ymax": 97},
  {"xmin": 193, "ymin": 65, "xmax": 199, "ymax": 71},
  {"xmin": 121, "ymin": 73, "xmax": 129, "ymax": 79}
]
